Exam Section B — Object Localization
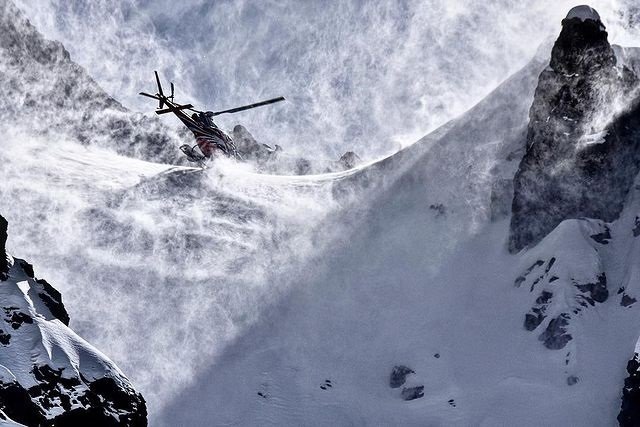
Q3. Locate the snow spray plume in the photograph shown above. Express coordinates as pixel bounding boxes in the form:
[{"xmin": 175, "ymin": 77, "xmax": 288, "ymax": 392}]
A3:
[
  {"xmin": 4, "ymin": 0, "xmax": 640, "ymax": 421},
  {"xmin": 15, "ymin": 0, "xmax": 638, "ymax": 161}
]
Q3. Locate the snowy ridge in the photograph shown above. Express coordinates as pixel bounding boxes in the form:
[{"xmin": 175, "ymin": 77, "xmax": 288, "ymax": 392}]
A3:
[
  {"xmin": 156, "ymin": 9, "xmax": 640, "ymax": 426},
  {"xmin": 2, "ymin": 1, "xmax": 640, "ymax": 425},
  {"xmin": 0, "ymin": 216, "xmax": 146, "ymax": 425},
  {"xmin": 0, "ymin": 410, "xmax": 24, "ymax": 427},
  {"xmin": 0, "ymin": 256, "xmax": 118, "ymax": 389}
]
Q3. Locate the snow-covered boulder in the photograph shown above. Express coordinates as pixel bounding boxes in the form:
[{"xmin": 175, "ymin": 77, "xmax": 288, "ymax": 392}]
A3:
[
  {"xmin": 509, "ymin": 8, "xmax": 640, "ymax": 252},
  {"xmin": 0, "ymin": 215, "xmax": 146, "ymax": 425}
]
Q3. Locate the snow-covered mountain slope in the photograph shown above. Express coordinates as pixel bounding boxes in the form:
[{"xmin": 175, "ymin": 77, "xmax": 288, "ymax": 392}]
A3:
[
  {"xmin": 0, "ymin": 10, "xmax": 554, "ymax": 420},
  {"xmin": 0, "ymin": 215, "xmax": 146, "ymax": 425},
  {"xmin": 158, "ymin": 211, "xmax": 640, "ymax": 426},
  {"xmin": 3, "ymin": 1, "xmax": 640, "ymax": 426},
  {"xmin": 0, "ymin": 0, "xmax": 186, "ymax": 164},
  {"xmin": 0, "ymin": 127, "xmax": 350, "ymax": 419},
  {"xmin": 154, "ymin": 8, "xmax": 640, "ymax": 427}
]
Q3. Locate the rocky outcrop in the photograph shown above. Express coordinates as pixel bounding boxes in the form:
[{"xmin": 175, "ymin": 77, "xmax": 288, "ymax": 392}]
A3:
[
  {"xmin": 619, "ymin": 352, "xmax": 640, "ymax": 426},
  {"xmin": 0, "ymin": 215, "xmax": 147, "ymax": 426},
  {"xmin": 515, "ymin": 219, "xmax": 609, "ymax": 355},
  {"xmin": 389, "ymin": 365, "xmax": 415, "ymax": 389},
  {"xmin": 232, "ymin": 124, "xmax": 282, "ymax": 166},
  {"xmin": 509, "ymin": 6, "xmax": 640, "ymax": 252},
  {"xmin": 0, "ymin": 216, "xmax": 7, "ymax": 280},
  {"xmin": 400, "ymin": 386, "xmax": 424, "ymax": 401},
  {"xmin": 231, "ymin": 124, "xmax": 361, "ymax": 174}
]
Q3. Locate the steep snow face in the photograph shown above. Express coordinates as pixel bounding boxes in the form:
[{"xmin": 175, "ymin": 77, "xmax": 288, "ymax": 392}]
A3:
[
  {"xmin": 0, "ymin": 216, "xmax": 146, "ymax": 425},
  {"xmin": 158, "ymin": 76, "xmax": 640, "ymax": 427},
  {"xmin": 155, "ymin": 161, "xmax": 640, "ymax": 426},
  {"xmin": 3, "ymin": 2, "xmax": 640, "ymax": 425},
  {"xmin": 0, "ymin": 127, "xmax": 352, "ymax": 418},
  {"xmin": 566, "ymin": 5, "xmax": 602, "ymax": 22},
  {"xmin": 0, "ymin": 23, "xmax": 548, "ymax": 424},
  {"xmin": 158, "ymin": 210, "xmax": 640, "ymax": 426},
  {"xmin": 153, "ymin": 16, "xmax": 640, "ymax": 427},
  {"xmin": 155, "ymin": 47, "xmax": 557, "ymax": 427}
]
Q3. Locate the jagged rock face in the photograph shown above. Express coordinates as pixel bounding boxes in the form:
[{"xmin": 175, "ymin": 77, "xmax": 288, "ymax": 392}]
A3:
[
  {"xmin": 231, "ymin": 124, "xmax": 362, "ymax": 174},
  {"xmin": 513, "ymin": 178, "xmax": 640, "ymax": 402},
  {"xmin": 619, "ymin": 353, "xmax": 640, "ymax": 426},
  {"xmin": 232, "ymin": 124, "xmax": 282, "ymax": 166},
  {"xmin": 509, "ymin": 9, "xmax": 640, "ymax": 252},
  {"xmin": 550, "ymin": 7, "xmax": 613, "ymax": 76},
  {"xmin": 0, "ymin": 0, "xmax": 185, "ymax": 164},
  {"xmin": 0, "ymin": 215, "xmax": 147, "ymax": 426},
  {"xmin": 337, "ymin": 151, "xmax": 361, "ymax": 171},
  {"xmin": 0, "ymin": 216, "xmax": 7, "ymax": 280}
]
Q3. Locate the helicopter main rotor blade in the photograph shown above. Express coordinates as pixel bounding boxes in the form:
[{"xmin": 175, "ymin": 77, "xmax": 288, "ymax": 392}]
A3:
[
  {"xmin": 210, "ymin": 96, "xmax": 285, "ymax": 116},
  {"xmin": 139, "ymin": 92, "xmax": 162, "ymax": 101},
  {"xmin": 154, "ymin": 71, "xmax": 165, "ymax": 109}
]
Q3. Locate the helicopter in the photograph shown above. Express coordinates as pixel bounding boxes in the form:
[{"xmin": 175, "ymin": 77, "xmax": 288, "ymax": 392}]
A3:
[{"xmin": 139, "ymin": 71, "xmax": 285, "ymax": 166}]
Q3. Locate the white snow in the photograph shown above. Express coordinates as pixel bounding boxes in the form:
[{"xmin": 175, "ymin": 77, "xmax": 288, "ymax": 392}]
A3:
[
  {"xmin": 0, "ymin": 411, "xmax": 25, "ymax": 427},
  {"xmin": 148, "ymin": 43, "xmax": 639, "ymax": 426},
  {"xmin": 0, "ymin": 254, "xmax": 130, "ymax": 391},
  {"xmin": 0, "ymin": 47, "xmax": 548, "ymax": 423},
  {"xmin": 576, "ymin": 130, "xmax": 609, "ymax": 150},
  {"xmin": 566, "ymin": 5, "xmax": 601, "ymax": 22},
  {"xmin": 1, "ymin": 19, "xmax": 640, "ymax": 425}
]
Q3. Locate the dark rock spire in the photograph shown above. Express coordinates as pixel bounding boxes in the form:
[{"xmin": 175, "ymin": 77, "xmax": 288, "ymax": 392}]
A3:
[
  {"xmin": 508, "ymin": 7, "xmax": 639, "ymax": 252},
  {"xmin": 0, "ymin": 215, "xmax": 8, "ymax": 279}
]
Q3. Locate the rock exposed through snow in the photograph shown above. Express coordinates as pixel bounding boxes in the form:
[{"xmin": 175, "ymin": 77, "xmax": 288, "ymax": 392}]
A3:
[
  {"xmin": 509, "ymin": 8, "xmax": 640, "ymax": 252},
  {"xmin": 619, "ymin": 351, "xmax": 640, "ymax": 426},
  {"xmin": 0, "ymin": 214, "xmax": 147, "ymax": 425}
]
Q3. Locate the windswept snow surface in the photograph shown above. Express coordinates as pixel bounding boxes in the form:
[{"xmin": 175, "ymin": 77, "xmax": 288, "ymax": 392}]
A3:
[
  {"xmin": 0, "ymin": 127, "xmax": 359, "ymax": 418},
  {"xmin": 157, "ymin": 51, "xmax": 640, "ymax": 426},
  {"xmin": 0, "ymin": 45, "xmax": 554, "ymax": 424},
  {"xmin": 2, "ymin": 32, "xmax": 639, "ymax": 426}
]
